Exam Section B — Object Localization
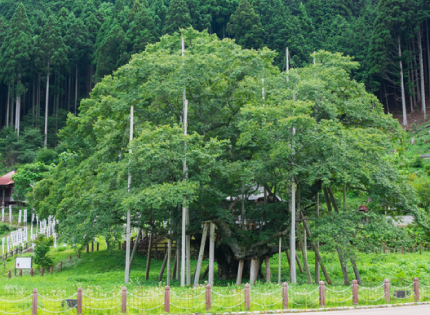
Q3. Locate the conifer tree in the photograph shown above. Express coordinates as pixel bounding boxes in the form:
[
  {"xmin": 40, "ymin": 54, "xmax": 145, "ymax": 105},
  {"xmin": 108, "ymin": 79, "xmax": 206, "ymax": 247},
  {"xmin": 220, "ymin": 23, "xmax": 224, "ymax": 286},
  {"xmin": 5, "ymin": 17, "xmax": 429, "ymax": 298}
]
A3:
[
  {"xmin": 34, "ymin": 15, "xmax": 68, "ymax": 147},
  {"xmin": 227, "ymin": 0, "xmax": 264, "ymax": 49},
  {"xmin": 162, "ymin": 0, "xmax": 191, "ymax": 34},
  {"xmin": 127, "ymin": 8, "xmax": 159, "ymax": 54},
  {"xmin": 150, "ymin": 0, "xmax": 168, "ymax": 33},
  {"xmin": 0, "ymin": 3, "xmax": 33, "ymax": 137}
]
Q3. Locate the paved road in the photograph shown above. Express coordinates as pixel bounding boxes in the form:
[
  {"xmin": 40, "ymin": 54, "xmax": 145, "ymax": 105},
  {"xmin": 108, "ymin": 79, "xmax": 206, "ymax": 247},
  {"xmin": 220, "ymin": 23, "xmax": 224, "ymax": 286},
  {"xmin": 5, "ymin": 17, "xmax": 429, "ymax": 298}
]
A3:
[{"xmin": 291, "ymin": 304, "xmax": 430, "ymax": 314}]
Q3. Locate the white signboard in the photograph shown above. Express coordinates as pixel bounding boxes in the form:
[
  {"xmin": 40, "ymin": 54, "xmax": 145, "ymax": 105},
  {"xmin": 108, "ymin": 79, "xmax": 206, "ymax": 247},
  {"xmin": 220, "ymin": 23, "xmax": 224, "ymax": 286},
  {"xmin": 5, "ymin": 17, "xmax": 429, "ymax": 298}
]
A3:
[{"xmin": 15, "ymin": 257, "xmax": 32, "ymax": 269}]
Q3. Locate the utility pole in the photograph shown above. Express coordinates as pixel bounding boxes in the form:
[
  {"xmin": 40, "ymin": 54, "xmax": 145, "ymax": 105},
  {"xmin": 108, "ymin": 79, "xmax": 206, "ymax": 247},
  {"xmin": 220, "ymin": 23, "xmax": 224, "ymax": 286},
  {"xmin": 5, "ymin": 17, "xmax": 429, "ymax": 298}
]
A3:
[{"xmin": 125, "ymin": 106, "xmax": 133, "ymax": 284}]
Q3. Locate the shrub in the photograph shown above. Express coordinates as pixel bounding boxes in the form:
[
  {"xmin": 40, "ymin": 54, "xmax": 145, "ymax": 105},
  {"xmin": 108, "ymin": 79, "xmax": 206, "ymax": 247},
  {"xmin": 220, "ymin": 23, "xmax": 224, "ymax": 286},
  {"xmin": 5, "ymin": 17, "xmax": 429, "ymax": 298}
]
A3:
[
  {"xmin": 34, "ymin": 235, "xmax": 54, "ymax": 267},
  {"xmin": 412, "ymin": 155, "xmax": 424, "ymax": 168}
]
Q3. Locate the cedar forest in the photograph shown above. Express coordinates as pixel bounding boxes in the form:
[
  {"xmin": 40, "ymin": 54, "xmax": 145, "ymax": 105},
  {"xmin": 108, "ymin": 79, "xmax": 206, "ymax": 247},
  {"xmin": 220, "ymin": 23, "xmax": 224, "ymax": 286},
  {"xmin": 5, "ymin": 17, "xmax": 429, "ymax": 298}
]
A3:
[{"xmin": 1, "ymin": 0, "xmax": 430, "ymax": 285}]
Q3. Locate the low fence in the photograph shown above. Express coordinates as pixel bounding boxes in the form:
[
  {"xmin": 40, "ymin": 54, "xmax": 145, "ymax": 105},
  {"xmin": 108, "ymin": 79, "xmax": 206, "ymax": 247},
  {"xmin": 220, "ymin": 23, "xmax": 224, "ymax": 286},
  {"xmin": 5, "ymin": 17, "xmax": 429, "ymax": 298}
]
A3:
[
  {"xmin": 0, "ymin": 240, "xmax": 33, "ymax": 260},
  {"xmin": 1, "ymin": 278, "xmax": 430, "ymax": 314}
]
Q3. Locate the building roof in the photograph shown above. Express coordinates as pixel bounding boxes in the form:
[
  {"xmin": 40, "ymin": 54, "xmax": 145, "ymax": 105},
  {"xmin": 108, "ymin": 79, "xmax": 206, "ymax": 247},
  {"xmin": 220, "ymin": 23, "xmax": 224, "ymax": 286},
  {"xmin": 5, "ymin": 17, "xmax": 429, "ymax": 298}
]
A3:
[
  {"xmin": 357, "ymin": 205, "xmax": 369, "ymax": 212},
  {"xmin": 0, "ymin": 171, "xmax": 16, "ymax": 186}
]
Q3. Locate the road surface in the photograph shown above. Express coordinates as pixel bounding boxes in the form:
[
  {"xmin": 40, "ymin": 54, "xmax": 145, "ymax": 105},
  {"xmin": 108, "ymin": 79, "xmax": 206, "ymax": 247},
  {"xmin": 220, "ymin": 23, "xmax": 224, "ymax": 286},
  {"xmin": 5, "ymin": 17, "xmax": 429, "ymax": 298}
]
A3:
[{"xmin": 282, "ymin": 304, "xmax": 430, "ymax": 314}]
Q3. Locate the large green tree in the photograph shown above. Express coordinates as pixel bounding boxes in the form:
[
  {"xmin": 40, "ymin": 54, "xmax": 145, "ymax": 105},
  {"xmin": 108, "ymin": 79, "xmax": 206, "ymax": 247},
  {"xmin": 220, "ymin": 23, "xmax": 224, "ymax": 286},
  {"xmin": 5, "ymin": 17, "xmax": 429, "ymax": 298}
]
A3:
[{"xmin": 162, "ymin": 0, "xmax": 191, "ymax": 34}]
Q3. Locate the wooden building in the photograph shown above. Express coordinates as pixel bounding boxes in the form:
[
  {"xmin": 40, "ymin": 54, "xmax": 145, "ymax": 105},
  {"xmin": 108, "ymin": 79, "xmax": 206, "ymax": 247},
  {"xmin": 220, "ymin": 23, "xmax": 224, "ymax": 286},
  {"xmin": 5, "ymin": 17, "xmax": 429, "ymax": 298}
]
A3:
[{"xmin": 0, "ymin": 170, "xmax": 16, "ymax": 207}]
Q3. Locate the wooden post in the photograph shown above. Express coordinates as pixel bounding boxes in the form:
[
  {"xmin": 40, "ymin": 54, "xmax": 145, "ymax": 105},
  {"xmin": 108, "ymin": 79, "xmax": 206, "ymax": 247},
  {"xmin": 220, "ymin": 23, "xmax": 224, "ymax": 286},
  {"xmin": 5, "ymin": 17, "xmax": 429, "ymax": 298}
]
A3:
[
  {"xmin": 244, "ymin": 283, "xmax": 250, "ymax": 310},
  {"xmin": 352, "ymin": 279, "xmax": 358, "ymax": 305},
  {"xmin": 384, "ymin": 278, "xmax": 390, "ymax": 302},
  {"xmin": 194, "ymin": 223, "xmax": 208, "ymax": 286},
  {"xmin": 208, "ymin": 222, "xmax": 215, "ymax": 285},
  {"xmin": 145, "ymin": 233, "xmax": 153, "ymax": 280},
  {"xmin": 236, "ymin": 259, "xmax": 244, "ymax": 285},
  {"xmin": 414, "ymin": 277, "xmax": 419, "ymax": 302},
  {"xmin": 158, "ymin": 251, "xmax": 168, "ymax": 281},
  {"xmin": 319, "ymin": 281, "xmax": 325, "ymax": 307},
  {"xmin": 77, "ymin": 288, "xmax": 82, "ymax": 315},
  {"xmin": 97, "ymin": 242, "xmax": 99, "ymax": 251},
  {"xmin": 86, "ymin": 244, "xmax": 89, "ymax": 253},
  {"xmin": 91, "ymin": 242, "xmax": 94, "ymax": 252},
  {"xmin": 59, "ymin": 261, "xmax": 62, "ymax": 272},
  {"xmin": 282, "ymin": 282, "xmax": 288, "ymax": 309},
  {"xmin": 41, "ymin": 267, "xmax": 43, "ymax": 277},
  {"xmin": 121, "ymin": 286, "xmax": 127, "ymax": 313},
  {"xmin": 30, "ymin": 268, "xmax": 33, "ymax": 277},
  {"xmin": 250, "ymin": 258, "xmax": 259, "ymax": 285},
  {"xmin": 50, "ymin": 267, "xmax": 53, "ymax": 275},
  {"xmin": 32, "ymin": 289, "xmax": 38, "ymax": 315},
  {"xmin": 8, "ymin": 270, "xmax": 10, "ymax": 278},
  {"xmin": 265, "ymin": 257, "xmax": 271, "ymax": 282},
  {"xmin": 167, "ymin": 238, "xmax": 172, "ymax": 286},
  {"xmin": 19, "ymin": 269, "xmax": 22, "ymax": 277},
  {"xmin": 278, "ymin": 237, "xmax": 282, "ymax": 284},
  {"xmin": 206, "ymin": 284, "xmax": 211, "ymax": 310}
]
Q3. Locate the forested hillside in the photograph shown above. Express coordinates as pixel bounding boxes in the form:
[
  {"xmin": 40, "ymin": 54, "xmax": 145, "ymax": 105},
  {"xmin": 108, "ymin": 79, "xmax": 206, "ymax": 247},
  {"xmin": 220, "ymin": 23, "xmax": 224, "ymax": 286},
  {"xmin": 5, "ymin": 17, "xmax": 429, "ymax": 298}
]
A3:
[{"xmin": 0, "ymin": 0, "xmax": 429, "ymax": 171}]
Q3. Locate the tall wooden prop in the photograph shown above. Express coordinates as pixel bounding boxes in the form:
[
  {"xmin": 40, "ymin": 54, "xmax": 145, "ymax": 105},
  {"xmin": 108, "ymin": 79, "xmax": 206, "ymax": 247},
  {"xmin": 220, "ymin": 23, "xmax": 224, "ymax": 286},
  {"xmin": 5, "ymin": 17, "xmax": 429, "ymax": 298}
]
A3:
[
  {"xmin": 194, "ymin": 223, "xmax": 208, "ymax": 286},
  {"xmin": 278, "ymin": 237, "xmax": 282, "ymax": 284},
  {"xmin": 208, "ymin": 222, "xmax": 215, "ymax": 285},
  {"xmin": 124, "ymin": 106, "xmax": 133, "ymax": 284},
  {"xmin": 418, "ymin": 27, "xmax": 426, "ymax": 117}
]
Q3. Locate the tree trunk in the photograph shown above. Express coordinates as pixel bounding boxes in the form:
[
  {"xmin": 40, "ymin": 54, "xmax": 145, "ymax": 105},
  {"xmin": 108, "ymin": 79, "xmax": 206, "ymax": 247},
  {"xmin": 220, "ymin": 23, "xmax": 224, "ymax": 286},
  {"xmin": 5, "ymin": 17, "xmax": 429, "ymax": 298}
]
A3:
[
  {"xmin": 323, "ymin": 187, "xmax": 332, "ymax": 212},
  {"xmin": 398, "ymin": 35, "xmax": 407, "ymax": 126},
  {"xmin": 301, "ymin": 213, "xmax": 332, "ymax": 285},
  {"xmin": 350, "ymin": 258, "xmax": 362, "ymax": 285},
  {"xmin": 5, "ymin": 84, "xmax": 9, "ymax": 127},
  {"xmin": 418, "ymin": 26, "xmax": 426, "ymax": 117},
  {"xmin": 68, "ymin": 67, "xmax": 71, "ymax": 112},
  {"xmin": 384, "ymin": 82, "xmax": 389, "ymax": 113},
  {"xmin": 158, "ymin": 251, "xmax": 168, "ymax": 281},
  {"xmin": 336, "ymin": 247, "xmax": 349, "ymax": 285},
  {"xmin": 297, "ymin": 223, "xmax": 312, "ymax": 283},
  {"xmin": 16, "ymin": 74, "xmax": 21, "ymax": 138},
  {"xmin": 75, "ymin": 64, "xmax": 78, "ymax": 115},
  {"xmin": 32, "ymin": 78, "xmax": 36, "ymax": 126},
  {"xmin": 427, "ymin": 20, "xmax": 430, "ymax": 96},
  {"xmin": 37, "ymin": 73, "xmax": 41, "ymax": 127},
  {"xmin": 145, "ymin": 233, "xmax": 153, "ymax": 280},
  {"xmin": 129, "ymin": 228, "xmax": 141, "ymax": 272},
  {"xmin": 328, "ymin": 186, "xmax": 339, "ymax": 213},
  {"xmin": 44, "ymin": 60, "xmax": 50, "ymax": 147}
]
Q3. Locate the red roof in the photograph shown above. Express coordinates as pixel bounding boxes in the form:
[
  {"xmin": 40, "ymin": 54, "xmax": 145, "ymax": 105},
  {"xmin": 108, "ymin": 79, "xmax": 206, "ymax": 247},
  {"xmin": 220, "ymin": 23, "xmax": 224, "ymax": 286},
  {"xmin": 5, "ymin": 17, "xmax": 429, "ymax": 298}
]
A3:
[
  {"xmin": 0, "ymin": 171, "xmax": 16, "ymax": 186},
  {"xmin": 357, "ymin": 205, "xmax": 369, "ymax": 212}
]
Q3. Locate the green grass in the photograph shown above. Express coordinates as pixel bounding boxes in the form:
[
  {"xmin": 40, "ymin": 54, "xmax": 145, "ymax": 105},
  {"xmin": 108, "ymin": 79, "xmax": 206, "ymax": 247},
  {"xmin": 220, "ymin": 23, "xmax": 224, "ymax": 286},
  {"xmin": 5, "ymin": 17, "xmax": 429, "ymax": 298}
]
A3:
[{"xmin": 1, "ymin": 243, "xmax": 430, "ymax": 314}]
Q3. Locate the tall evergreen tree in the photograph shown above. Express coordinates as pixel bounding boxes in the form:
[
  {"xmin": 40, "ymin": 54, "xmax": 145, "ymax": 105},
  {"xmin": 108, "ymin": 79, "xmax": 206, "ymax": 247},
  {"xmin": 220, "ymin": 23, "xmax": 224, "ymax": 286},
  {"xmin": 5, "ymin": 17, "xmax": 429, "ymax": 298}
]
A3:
[
  {"xmin": 162, "ymin": 0, "xmax": 191, "ymax": 34},
  {"xmin": 149, "ymin": 0, "xmax": 167, "ymax": 33},
  {"xmin": 127, "ymin": 7, "xmax": 159, "ymax": 54},
  {"xmin": 0, "ymin": 3, "xmax": 33, "ymax": 137},
  {"xmin": 34, "ymin": 15, "xmax": 68, "ymax": 147},
  {"xmin": 227, "ymin": 0, "xmax": 264, "ymax": 49}
]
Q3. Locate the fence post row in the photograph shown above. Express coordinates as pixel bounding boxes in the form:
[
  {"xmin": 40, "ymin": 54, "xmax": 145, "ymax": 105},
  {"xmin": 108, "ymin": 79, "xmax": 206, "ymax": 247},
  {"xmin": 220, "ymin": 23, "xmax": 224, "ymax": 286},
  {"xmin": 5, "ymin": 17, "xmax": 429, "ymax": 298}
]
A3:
[
  {"xmin": 384, "ymin": 278, "xmax": 390, "ymax": 303},
  {"xmin": 121, "ymin": 286, "xmax": 127, "ymax": 314},
  {"xmin": 282, "ymin": 282, "xmax": 288, "ymax": 309},
  {"xmin": 319, "ymin": 281, "xmax": 325, "ymax": 307},
  {"xmin": 206, "ymin": 284, "xmax": 211, "ymax": 310},
  {"xmin": 32, "ymin": 289, "xmax": 37, "ymax": 315},
  {"xmin": 77, "ymin": 287, "xmax": 82, "ymax": 315},
  {"xmin": 352, "ymin": 279, "xmax": 358, "ymax": 305},
  {"xmin": 244, "ymin": 283, "xmax": 250, "ymax": 310},
  {"xmin": 164, "ymin": 286, "xmax": 170, "ymax": 313},
  {"xmin": 414, "ymin": 277, "xmax": 419, "ymax": 302}
]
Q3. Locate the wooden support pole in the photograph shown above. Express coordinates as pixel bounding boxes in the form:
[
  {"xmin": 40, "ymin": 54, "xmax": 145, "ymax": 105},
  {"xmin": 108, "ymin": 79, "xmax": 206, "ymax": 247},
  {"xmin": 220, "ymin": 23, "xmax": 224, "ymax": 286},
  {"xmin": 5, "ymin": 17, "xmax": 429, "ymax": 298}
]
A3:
[
  {"xmin": 319, "ymin": 281, "xmax": 325, "ymax": 307},
  {"xmin": 164, "ymin": 286, "xmax": 170, "ymax": 313},
  {"xmin": 352, "ymin": 280, "xmax": 358, "ymax": 305},
  {"xmin": 206, "ymin": 284, "xmax": 211, "ymax": 310},
  {"xmin": 244, "ymin": 283, "xmax": 250, "ymax": 310},
  {"xmin": 250, "ymin": 258, "xmax": 259, "ymax": 285},
  {"xmin": 282, "ymin": 282, "xmax": 288, "ymax": 309},
  {"xmin": 278, "ymin": 237, "xmax": 282, "ymax": 284},
  {"xmin": 167, "ymin": 238, "xmax": 172, "ymax": 286},
  {"xmin": 30, "ymin": 268, "xmax": 33, "ymax": 277},
  {"xmin": 236, "ymin": 259, "xmax": 244, "ymax": 285},
  {"xmin": 86, "ymin": 244, "xmax": 89, "ymax": 253},
  {"xmin": 32, "ymin": 289, "xmax": 38, "ymax": 315},
  {"xmin": 295, "ymin": 252, "xmax": 304, "ymax": 274},
  {"xmin": 77, "ymin": 288, "xmax": 82, "ymax": 315},
  {"xmin": 414, "ymin": 277, "xmax": 419, "ymax": 302},
  {"xmin": 384, "ymin": 278, "xmax": 390, "ymax": 302},
  {"xmin": 297, "ymin": 223, "xmax": 311, "ymax": 283},
  {"xmin": 265, "ymin": 257, "xmax": 271, "ymax": 282},
  {"xmin": 194, "ymin": 223, "xmax": 208, "ymax": 286},
  {"xmin": 158, "ymin": 251, "xmax": 168, "ymax": 281},
  {"xmin": 129, "ymin": 227, "xmax": 141, "ymax": 272},
  {"xmin": 49, "ymin": 267, "xmax": 53, "ymax": 275},
  {"xmin": 91, "ymin": 242, "xmax": 94, "ymax": 252},
  {"xmin": 145, "ymin": 233, "xmax": 153, "ymax": 280},
  {"xmin": 121, "ymin": 287, "xmax": 127, "ymax": 313},
  {"xmin": 175, "ymin": 245, "xmax": 180, "ymax": 280},
  {"xmin": 208, "ymin": 222, "xmax": 215, "ymax": 285},
  {"xmin": 97, "ymin": 242, "xmax": 99, "ymax": 251}
]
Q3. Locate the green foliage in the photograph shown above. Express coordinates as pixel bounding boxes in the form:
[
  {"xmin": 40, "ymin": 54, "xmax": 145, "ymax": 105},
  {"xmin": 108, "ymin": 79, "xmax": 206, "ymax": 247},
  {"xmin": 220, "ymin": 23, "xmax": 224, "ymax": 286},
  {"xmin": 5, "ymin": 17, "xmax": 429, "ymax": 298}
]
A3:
[
  {"xmin": 34, "ymin": 235, "xmax": 54, "ymax": 267},
  {"xmin": 163, "ymin": 0, "xmax": 191, "ymax": 34},
  {"xmin": 12, "ymin": 162, "xmax": 52, "ymax": 201},
  {"xmin": 412, "ymin": 155, "xmax": 424, "ymax": 168},
  {"xmin": 227, "ymin": 0, "xmax": 264, "ymax": 49}
]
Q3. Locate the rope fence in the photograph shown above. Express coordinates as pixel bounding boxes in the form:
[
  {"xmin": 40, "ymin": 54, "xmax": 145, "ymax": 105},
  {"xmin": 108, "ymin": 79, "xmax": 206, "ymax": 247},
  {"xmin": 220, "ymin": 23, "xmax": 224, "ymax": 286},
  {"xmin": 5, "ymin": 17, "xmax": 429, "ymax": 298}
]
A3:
[{"xmin": 0, "ymin": 278, "xmax": 428, "ymax": 314}]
